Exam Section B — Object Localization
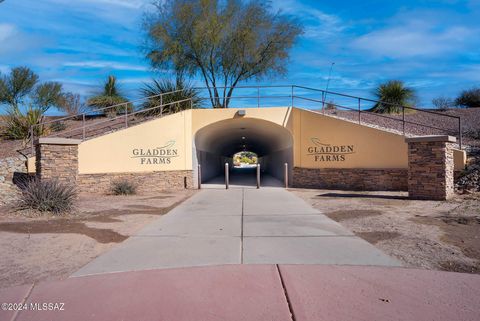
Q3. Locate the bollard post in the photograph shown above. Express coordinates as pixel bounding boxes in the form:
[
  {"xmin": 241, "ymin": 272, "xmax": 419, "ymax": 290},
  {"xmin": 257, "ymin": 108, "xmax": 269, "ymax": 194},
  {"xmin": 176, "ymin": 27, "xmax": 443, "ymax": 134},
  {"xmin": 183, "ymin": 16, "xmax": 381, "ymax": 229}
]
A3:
[
  {"xmin": 256, "ymin": 164, "xmax": 261, "ymax": 189},
  {"xmin": 198, "ymin": 164, "xmax": 202, "ymax": 189},
  {"xmin": 225, "ymin": 163, "xmax": 229, "ymax": 189},
  {"xmin": 284, "ymin": 163, "xmax": 288, "ymax": 188}
]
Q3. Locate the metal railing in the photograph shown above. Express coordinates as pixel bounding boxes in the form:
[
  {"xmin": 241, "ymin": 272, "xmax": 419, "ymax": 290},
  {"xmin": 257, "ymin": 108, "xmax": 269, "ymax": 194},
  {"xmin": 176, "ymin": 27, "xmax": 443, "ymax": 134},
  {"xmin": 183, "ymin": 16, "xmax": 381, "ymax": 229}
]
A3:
[{"xmin": 28, "ymin": 85, "xmax": 463, "ymax": 157}]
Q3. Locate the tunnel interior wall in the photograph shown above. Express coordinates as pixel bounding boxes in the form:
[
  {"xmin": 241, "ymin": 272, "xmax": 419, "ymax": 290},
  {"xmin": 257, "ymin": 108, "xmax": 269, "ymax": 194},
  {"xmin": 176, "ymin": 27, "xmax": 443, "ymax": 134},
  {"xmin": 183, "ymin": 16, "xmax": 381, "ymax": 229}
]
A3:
[
  {"xmin": 261, "ymin": 147, "xmax": 293, "ymax": 183},
  {"xmin": 195, "ymin": 149, "xmax": 234, "ymax": 183}
]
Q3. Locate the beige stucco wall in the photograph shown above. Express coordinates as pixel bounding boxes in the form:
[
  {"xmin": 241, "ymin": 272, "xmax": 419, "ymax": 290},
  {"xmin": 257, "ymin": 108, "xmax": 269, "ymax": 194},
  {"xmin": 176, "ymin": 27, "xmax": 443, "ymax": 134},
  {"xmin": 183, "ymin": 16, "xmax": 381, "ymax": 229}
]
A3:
[
  {"xmin": 292, "ymin": 108, "xmax": 409, "ymax": 169},
  {"xmin": 36, "ymin": 106, "xmax": 464, "ymax": 175},
  {"xmin": 191, "ymin": 107, "xmax": 293, "ymax": 134},
  {"xmin": 78, "ymin": 110, "xmax": 192, "ymax": 174}
]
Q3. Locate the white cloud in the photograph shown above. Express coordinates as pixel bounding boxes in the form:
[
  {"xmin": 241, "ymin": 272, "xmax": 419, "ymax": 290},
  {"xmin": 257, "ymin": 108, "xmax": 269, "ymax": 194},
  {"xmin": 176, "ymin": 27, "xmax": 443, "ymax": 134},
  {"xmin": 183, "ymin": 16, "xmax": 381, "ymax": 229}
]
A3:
[
  {"xmin": 86, "ymin": 0, "xmax": 149, "ymax": 8},
  {"xmin": 0, "ymin": 23, "xmax": 16, "ymax": 42},
  {"xmin": 272, "ymin": 0, "xmax": 345, "ymax": 40},
  {"xmin": 63, "ymin": 61, "xmax": 148, "ymax": 71},
  {"xmin": 352, "ymin": 19, "xmax": 476, "ymax": 58},
  {"xmin": 48, "ymin": 0, "xmax": 150, "ymax": 9}
]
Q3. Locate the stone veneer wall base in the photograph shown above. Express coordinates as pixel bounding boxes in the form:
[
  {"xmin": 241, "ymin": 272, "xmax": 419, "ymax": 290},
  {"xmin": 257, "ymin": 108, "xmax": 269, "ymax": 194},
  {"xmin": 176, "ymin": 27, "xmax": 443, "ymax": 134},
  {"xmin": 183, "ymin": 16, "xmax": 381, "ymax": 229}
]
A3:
[
  {"xmin": 77, "ymin": 170, "xmax": 194, "ymax": 194},
  {"xmin": 406, "ymin": 136, "xmax": 455, "ymax": 201},
  {"xmin": 291, "ymin": 167, "xmax": 408, "ymax": 191}
]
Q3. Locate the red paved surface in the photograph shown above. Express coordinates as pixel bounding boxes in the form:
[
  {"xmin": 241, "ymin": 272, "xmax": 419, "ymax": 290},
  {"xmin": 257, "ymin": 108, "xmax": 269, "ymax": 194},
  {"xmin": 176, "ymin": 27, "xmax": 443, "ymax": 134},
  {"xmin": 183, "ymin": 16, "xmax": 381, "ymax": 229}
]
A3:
[
  {"xmin": 1, "ymin": 265, "xmax": 480, "ymax": 321},
  {"xmin": 0, "ymin": 284, "xmax": 32, "ymax": 321},
  {"xmin": 14, "ymin": 265, "xmax": 291, "ymax": 321},
  {"xmin": 279, "ymin": 265, "xmax": 480, "ymax": 321}
]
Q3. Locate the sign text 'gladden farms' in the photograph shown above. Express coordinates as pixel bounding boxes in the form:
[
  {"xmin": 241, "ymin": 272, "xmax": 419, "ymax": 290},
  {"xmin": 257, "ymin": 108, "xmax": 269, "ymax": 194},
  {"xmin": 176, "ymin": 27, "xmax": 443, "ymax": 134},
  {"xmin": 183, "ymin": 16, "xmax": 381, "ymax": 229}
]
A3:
[
  {"xmin": 307, "ymin": 138, "xmax": 355, "ymax": 162},
  {"xmin": 132, "ymin": 140, "xmax": 179, "ymax": 164}
]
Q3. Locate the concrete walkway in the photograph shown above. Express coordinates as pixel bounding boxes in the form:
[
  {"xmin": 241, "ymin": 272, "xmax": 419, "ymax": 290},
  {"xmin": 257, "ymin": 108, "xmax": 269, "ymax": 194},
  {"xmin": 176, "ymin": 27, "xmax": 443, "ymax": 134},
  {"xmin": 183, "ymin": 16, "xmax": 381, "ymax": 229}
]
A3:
[
  {"xmin": 4, "ymin": 265, "xmax": 480, "ymax": 321},
  {"xmin": 74, "ymin": 187, "xmax": 399, "ymax": 276},
  {"xmin": 202, "ymin": 167, "xmax": 285, "ymax": 188}
]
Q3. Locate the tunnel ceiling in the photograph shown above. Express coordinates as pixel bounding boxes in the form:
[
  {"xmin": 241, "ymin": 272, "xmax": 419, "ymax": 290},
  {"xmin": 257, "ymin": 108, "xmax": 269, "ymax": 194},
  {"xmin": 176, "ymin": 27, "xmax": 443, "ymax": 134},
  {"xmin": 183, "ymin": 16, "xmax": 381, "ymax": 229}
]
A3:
[{"xmin": 195, "ymin": 118, "xmax": 293, "ymax": 157}]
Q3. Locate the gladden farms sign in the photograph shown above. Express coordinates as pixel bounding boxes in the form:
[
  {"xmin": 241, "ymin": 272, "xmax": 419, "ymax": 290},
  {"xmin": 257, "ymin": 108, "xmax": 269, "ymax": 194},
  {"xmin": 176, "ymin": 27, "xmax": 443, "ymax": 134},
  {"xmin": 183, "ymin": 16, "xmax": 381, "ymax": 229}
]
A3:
[
  {"xmin": 307, "ymin": 138, "xmax": 355, "ymax": 162},
  {"xmin": 132, "ymin": 140, "xmax": 179, "ymax": 165}
]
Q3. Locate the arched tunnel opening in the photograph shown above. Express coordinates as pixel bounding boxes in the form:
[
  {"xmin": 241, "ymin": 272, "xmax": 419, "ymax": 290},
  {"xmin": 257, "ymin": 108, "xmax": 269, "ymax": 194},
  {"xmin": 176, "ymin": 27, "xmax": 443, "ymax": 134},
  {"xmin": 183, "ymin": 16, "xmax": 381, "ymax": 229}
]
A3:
[{"xmin": 194, "ymin": 118, "xmax": 293, "ymax": 187}]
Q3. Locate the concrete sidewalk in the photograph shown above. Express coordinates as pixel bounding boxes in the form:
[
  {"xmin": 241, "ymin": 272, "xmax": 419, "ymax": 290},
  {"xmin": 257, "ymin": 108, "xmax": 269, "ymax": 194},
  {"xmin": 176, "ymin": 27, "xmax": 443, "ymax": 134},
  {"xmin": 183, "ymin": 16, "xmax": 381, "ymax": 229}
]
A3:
[
  {"xmin": 3, "ymin": 265, "xmax": 480, "ymax": 321},
  {"xmin": 74, "ymin": 187, "xmax": 399, "ymax": 276}
]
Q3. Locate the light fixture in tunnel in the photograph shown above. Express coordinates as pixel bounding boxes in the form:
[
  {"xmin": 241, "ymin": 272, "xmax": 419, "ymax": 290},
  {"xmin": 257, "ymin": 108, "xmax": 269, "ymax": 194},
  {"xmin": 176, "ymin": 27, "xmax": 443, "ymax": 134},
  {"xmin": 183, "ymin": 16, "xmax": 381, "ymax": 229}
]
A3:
[{"xmin": 242, "ymin": 136, "xmax": 246, "ymax": 140}]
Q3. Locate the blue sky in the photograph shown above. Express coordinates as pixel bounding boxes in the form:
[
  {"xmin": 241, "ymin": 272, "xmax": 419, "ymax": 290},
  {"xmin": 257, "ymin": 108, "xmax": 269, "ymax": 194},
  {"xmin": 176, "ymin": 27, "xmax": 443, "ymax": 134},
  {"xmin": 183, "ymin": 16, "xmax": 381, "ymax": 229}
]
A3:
[{"xmin": 0, "ymin": 0, "xmax": 479, "ymax": 112}]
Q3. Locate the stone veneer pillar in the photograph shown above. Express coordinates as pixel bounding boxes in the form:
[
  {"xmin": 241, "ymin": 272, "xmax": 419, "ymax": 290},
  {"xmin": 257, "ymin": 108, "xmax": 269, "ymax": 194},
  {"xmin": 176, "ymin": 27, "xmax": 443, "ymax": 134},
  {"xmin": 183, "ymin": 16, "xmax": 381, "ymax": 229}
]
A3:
[
  {"xmin": 405, "ymin": 135, "xmax": 456, "ymax": 200},
  {"xmin": 35, "ymin": 138, "xmax": 81, "ymax": 183}
]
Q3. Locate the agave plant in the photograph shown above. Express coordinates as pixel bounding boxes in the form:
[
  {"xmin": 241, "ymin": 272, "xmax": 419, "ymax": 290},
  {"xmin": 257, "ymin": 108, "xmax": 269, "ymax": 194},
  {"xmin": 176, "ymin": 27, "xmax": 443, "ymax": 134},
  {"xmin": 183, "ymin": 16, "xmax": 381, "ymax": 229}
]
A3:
[
  {"xmin": 87, "ymin": 75, "xmax": 132, "ymax": 116},
  {"xmin": 140, "ymin": 77, "xmax": 201, "ymax": 116},
  {"xmin": 370, "ymin": 80, "xmax": 416, "ymax": 114}
]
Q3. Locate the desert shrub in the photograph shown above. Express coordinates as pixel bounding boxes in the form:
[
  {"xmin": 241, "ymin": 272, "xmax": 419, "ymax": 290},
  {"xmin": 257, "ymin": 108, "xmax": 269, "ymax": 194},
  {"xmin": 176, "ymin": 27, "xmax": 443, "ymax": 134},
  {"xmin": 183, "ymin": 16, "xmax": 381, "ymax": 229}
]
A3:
[
  {"xmin": 432, "ymin": 97, "xmax": 454, "ymax": 111},
  {"xmin": 18, "ymin": 179, "xmax": 77, "ymax": 214},
  {"xmin": 2, "ymin": 107, "xmax": 46, "ymax": 140},
  {"xmin": 455, "ymin": 88, "xmax": 480, "ymax": 108},
  {"xmin": 111, "ymin": 179, "xmax": 137, "ymax": 195},
  {"xmin": 59, "ymin": 92, "xmax": 88, "ymax": 116},
  {"xmin": 325, "ymin": 101, "xmax": 336, "ymax": 110},
  {"xmin": 50, "ymin": 121, "xmax": 67, "ymax": 132}
]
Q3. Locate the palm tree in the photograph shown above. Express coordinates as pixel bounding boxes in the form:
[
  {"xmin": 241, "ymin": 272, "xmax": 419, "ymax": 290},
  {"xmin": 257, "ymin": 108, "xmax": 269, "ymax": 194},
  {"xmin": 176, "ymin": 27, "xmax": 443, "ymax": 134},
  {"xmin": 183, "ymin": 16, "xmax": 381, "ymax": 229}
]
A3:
[
  {"xmin": 87, "ymin": 75, "xmax": 131, "ymax": 116},
  {"xmin": 140, "ymin": 77, "xmax": 201, "ymax": 116},
  {"xmin": 370, "ymin": 80, "xmax": 416, "ymax": 114}
]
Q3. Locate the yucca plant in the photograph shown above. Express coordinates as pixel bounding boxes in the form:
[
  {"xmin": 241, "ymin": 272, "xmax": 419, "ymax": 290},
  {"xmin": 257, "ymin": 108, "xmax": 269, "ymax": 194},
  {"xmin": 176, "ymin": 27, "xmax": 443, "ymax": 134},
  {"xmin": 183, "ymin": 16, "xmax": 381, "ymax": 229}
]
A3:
[
  {"xmin": 87, "ymin": 75, "xmax": 132, "ymax": 117},
  {"xmin": 140, "ymin": 77, "xmax": 201, "ymax": 116},
  {"xmin": 370, "ymin": 80, "xmax": 416, "ymax": 114},
  {"xmin": 17, "ymin": 179, "xmax": 77, "ymax": 214},
  {"xmin": 3, "ymin": 106, "xmax": 46, "ymax": 141}
]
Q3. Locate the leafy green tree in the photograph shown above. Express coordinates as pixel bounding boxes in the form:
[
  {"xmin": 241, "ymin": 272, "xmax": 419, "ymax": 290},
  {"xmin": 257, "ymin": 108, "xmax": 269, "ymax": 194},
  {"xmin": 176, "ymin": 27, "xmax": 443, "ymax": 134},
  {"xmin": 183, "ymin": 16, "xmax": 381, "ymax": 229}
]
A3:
[
  {"xmin": 455, "ymin": 88, "xmax": 480, "ymax": 108},
  {"xmin": 87, "ymin": 75, "xmax": 131, "ymax": 116},
  {"xmin": 140, "ymin": 77, "xmax": 201, "ymax": 115},
  {"xmin": 370, "ymin": 80, "xmax": 416, "ymax": 114},
  {"xmin": 144, "ymin": 0, "xmax": 303, "ymax": 108},
  {"xmin": 0, "ymin": 67, "xmax": 64, "ymax": 141},
  {"xmin": 0, "ymin": 67, "xmax": 39, "ymax": 110}
]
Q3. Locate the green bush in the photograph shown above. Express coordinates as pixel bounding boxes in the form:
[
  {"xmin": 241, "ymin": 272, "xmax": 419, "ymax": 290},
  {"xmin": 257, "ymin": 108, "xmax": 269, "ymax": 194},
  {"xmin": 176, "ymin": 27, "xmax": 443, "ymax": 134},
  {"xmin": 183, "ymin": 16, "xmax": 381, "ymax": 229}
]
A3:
[
  {"xmin": 111, "ymin": 179, "xmax": 137, "ymax": 195},
  {"xmin": 455, "ymin": 88, "xmax": 480, "ymax": 108},
  {"xmin": 18, "ymin": 179, "xmax": 77, "ymax": 214}
]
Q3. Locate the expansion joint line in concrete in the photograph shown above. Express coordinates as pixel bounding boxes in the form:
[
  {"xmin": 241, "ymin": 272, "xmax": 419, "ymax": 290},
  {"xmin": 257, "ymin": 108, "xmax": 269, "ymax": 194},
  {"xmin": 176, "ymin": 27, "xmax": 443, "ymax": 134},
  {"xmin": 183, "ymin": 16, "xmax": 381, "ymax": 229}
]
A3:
[
  {"xmin": 10, "ymin": 282, "xmax": 35, "ymax": 321},
  {"xmin": 240, "ymin": 188, "xmax": 245, "ymax": 264},
  {"xmin": 276, "ymin": 265, "xmax": 296, "ymax": 321}
]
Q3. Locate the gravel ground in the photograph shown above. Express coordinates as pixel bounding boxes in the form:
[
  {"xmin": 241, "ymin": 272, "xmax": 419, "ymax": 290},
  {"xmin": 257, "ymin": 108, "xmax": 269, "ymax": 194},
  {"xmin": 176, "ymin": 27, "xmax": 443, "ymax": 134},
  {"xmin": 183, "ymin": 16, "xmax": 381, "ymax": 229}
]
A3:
[
  {"xmin": 293, "ymin": 189, "xmax": 480, "ymax": 274},
  {"xmin": 322, "ymin": 107, "xmax": 480, "ymax": 147},
  {"xmin": 0, "ymin": 190, "xmax": 196, "ymax": 288}
]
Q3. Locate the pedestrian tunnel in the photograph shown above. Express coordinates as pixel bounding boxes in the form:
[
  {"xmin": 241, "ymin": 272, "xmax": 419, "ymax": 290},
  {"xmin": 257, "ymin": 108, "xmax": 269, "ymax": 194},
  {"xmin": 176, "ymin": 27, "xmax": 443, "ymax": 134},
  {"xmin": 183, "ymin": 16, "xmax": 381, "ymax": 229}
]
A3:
[{"xmin": 194, "ymin": 117, "xmax": 293, "ymax": 186}]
